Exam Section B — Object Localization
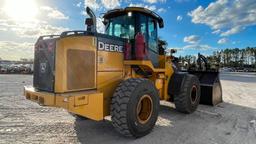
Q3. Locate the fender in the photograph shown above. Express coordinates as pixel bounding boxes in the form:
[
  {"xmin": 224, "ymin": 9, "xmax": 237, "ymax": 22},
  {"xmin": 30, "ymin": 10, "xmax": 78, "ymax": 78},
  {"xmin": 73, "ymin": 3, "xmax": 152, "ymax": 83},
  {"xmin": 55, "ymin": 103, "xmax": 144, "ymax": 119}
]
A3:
[{"xmin": 168, "ymin": 72, "xmax": 188, "ymax": 102}]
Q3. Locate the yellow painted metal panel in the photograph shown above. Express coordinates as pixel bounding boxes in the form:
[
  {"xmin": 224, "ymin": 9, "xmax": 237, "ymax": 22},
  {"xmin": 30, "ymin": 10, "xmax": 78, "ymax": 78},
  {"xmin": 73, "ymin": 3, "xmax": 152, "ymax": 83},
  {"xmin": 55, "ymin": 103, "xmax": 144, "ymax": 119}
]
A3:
[
  {"xmin": 68, "ymin": 92, "xmax": 104, "ymax": 121},
  {"xmin": 55, "ymin": 36, "xmax": 97, "ymax": 93},
  {"xmin": 25, "ymin": 86, "xmax": 104, "ymax": 121},
  {"xmin": 123, "ymin": 59, "xmax": 174, "ymax": 101},
  {"xmin": 55, "ymin": 95, "xmax": 69, "ymax": 109},
  {"xmin": 97, "ymin": 51, "xmax": 124, "ymax": 72},
  {"xmin": 158, "ymin": 55, "xmax": 166, "ymax": 68},
  {"xmin": 97, "ymin": 49, "xmax": 124, "ymax": 116},
  {"xmin": 164, "ymin": 58, "xmax": 174, "ymax": 100},
  {"xmin": 97, "ymin": 71, "xmax": 123, "ymax": 116},
  {"xmin": 155, "ymin": 79, "xmax": 163, "ymax": 90},
  {"xmin": 124, "ymin": 60, "xmax": 165, "ymax": 72},
  {"xmin": 74, "ymin": 95, "xmax": 89, "ymax": 106},
  {"xmin": 24, "ymin": 86, "xmax": 55, "ymax": 106}
]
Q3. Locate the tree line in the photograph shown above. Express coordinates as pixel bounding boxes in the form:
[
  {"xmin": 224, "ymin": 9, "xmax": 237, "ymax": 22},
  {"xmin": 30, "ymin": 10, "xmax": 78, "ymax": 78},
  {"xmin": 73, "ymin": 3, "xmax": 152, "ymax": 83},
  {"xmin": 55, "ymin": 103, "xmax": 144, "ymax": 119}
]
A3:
[
  {"xmin": 158, "ymin": 38, "xmax": 256, "ymax": 69},
  {"xmin": 178, "ymin": 47, "xmax": 256, "ymax": 69}
]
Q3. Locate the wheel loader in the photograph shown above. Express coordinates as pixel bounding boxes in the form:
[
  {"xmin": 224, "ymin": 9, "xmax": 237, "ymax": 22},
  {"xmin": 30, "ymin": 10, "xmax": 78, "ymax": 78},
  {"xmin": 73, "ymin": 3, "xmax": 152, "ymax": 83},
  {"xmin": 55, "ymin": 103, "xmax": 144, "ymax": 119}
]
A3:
[{"xmin": 24, "ymin": 7, "xmax": 222, "ymax": 138}]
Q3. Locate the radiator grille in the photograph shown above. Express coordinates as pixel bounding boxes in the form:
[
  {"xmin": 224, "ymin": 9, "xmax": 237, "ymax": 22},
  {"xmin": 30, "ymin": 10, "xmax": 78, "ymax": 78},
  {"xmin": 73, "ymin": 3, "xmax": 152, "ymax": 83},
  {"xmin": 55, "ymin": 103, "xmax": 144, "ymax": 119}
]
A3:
[{"xmin": 67, "ymin": 49, "xmax": 96, "ymax": 90}]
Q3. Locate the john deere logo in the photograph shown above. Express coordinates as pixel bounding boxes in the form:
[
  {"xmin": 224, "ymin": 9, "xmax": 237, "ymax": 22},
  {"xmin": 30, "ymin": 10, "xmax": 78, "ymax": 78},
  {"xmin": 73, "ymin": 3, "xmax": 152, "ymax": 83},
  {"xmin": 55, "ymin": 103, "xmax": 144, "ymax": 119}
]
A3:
[
  {"xmin": 98, "ymin": 41, "xmax": 123, "ymax": 53},
  {"xmin": 40, "ymin": 63, "xmax": 47, "ymax": 73}
]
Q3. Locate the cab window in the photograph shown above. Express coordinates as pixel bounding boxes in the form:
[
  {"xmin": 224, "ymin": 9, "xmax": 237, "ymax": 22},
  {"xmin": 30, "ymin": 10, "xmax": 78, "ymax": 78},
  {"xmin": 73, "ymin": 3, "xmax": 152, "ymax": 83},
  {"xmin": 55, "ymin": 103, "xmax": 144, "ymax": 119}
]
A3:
[
  {"xmin": 148, "ymin": 18, "xmax": 158, "ymax": 53},
  {"xmin": 105, "ymin": 15, "xmax": 135, "ymax": 40}
]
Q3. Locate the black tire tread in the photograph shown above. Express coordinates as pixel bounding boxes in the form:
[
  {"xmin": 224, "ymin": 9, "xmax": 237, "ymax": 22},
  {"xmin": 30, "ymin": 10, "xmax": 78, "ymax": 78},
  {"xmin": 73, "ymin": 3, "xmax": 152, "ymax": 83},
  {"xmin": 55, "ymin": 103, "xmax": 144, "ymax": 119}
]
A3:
[
  {"xmin": 111, "ymin": 78, "xmax": 147, "ymax": 137},
  {"xmin": 174, "ymin": 74, "xmax": 200, "ymax": 113}
]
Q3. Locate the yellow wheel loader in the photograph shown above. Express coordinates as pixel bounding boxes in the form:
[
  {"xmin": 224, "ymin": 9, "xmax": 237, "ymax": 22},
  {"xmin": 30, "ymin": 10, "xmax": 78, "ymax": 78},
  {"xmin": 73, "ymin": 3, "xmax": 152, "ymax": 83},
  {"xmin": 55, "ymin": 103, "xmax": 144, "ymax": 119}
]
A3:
[{"xmin": 24, "ymin": 7, "xmax": 222, "ymax": 138}]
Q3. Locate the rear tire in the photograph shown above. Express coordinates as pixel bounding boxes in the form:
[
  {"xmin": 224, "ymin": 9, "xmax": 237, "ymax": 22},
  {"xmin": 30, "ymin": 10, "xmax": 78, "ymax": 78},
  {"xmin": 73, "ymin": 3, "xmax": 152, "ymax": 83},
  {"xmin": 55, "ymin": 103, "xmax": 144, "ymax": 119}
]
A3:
[
  {"xmin": 174, "ymin": 74, "xmax": 200, "ymax": 113},
  {"xmin": 111, "ymin": 78, "xmax": 160, "ymax": 138}
]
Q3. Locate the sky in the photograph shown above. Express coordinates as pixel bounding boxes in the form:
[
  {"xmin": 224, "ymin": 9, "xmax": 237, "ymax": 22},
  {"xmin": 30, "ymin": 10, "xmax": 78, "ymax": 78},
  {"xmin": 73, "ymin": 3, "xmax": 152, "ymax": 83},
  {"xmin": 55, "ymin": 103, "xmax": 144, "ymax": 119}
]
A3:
[{"xmin": 0, "ymin": 0, "xmax": 256, "ymax": 60}]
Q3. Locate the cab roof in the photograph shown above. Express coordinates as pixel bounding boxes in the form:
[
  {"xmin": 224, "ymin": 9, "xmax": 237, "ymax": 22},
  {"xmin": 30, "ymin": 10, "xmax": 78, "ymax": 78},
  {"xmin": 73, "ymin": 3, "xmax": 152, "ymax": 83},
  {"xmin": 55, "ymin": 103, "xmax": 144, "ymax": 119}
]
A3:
[{"xmin": 103, "ymin": 7, "xmax": 164, "ymax": 28}]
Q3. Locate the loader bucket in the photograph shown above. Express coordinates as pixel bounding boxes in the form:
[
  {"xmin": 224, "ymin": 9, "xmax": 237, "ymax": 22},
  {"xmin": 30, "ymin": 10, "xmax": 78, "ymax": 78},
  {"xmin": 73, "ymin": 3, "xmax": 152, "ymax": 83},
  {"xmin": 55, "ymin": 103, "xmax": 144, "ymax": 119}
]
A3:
[{"xmin": 189, "ymin": 71, "xmax": 222, "ymax": 106}]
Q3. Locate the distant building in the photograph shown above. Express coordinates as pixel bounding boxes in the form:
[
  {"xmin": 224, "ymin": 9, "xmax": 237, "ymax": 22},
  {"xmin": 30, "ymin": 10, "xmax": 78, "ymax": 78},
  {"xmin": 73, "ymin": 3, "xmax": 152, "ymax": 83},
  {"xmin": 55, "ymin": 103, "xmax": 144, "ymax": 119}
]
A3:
[{"xmin": 20, "ymin": 58, "xmax": 34, "ymax": 64}]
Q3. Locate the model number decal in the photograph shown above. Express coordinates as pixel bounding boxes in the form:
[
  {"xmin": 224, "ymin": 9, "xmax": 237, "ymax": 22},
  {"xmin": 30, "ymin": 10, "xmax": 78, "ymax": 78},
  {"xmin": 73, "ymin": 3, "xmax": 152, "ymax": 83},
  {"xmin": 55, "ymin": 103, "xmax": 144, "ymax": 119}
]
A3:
[{"xmin": 98, "ymin": 41, "xmax": 123, "ymax": 53}]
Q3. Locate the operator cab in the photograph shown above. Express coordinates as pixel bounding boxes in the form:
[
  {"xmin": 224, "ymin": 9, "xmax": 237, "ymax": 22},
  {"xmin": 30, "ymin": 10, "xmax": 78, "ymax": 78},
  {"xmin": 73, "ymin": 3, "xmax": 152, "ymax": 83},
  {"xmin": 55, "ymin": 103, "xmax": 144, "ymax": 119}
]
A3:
[{"xmin": 103, "ymin": 7, "xmax": 164, "ymax": 67}]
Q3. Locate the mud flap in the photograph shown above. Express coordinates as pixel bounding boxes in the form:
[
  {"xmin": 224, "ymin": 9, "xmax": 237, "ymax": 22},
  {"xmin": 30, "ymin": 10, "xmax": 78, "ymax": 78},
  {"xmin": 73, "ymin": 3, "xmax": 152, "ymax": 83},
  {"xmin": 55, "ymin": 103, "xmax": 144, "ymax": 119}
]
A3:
[{"xmin": 188, "ymin": 71, "xmax": 222, "ymax": 106}]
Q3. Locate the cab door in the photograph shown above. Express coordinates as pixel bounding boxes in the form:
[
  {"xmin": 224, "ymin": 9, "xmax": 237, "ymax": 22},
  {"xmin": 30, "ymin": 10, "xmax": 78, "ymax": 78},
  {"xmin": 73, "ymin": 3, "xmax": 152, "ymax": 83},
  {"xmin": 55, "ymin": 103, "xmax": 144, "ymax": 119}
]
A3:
[{"xmin": 148, "ymin": 18, "xmax": 159, "ymax": 67}]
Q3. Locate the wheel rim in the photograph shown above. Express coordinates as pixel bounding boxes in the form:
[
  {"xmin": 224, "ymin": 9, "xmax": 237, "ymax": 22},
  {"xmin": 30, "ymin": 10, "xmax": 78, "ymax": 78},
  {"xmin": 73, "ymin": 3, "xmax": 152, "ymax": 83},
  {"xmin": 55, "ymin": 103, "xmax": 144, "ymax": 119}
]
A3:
[
  {"xmin": 191, "ymin": 85, "xmax": 197, "ymax": 104},
  {"xmin": 136, "ymin": 95, "xmax": 153, "ymax": 124}
]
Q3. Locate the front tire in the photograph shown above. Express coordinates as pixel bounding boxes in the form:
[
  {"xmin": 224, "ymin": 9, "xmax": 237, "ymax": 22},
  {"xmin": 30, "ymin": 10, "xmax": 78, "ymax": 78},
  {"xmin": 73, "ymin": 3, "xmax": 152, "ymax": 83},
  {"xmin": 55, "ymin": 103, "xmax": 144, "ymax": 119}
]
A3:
[
  {"xmin": 111, "ymin": 78, "xmax": 160, "ymax": 138},
  {"xmin": 174, "ymin": 74, "xmax": 200, "ymax": 113}
]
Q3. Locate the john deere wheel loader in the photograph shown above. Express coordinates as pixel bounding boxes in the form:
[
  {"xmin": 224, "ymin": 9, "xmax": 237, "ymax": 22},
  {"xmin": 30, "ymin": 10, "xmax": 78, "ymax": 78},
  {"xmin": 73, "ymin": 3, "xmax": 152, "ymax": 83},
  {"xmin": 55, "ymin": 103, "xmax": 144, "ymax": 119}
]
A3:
[{"xmin": 24, "ymin": 7, "xmax": 222, "ymax": 138}]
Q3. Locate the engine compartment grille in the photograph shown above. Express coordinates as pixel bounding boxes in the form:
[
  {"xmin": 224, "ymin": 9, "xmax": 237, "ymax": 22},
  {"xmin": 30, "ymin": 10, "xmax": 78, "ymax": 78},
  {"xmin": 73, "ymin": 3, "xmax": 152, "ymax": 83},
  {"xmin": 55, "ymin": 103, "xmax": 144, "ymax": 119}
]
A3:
[{"xmin": 67, "ymin": 49, "xmax": 96, "ymax": 90}]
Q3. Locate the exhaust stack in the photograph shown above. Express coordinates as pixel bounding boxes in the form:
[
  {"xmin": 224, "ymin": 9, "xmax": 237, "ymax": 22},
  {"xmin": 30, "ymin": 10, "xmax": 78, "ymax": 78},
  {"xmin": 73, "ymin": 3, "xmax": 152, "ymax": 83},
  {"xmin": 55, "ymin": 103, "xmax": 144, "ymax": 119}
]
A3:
[{"xmin": 85, "ymin": 7, "xmax": 97, "ymax": 33}]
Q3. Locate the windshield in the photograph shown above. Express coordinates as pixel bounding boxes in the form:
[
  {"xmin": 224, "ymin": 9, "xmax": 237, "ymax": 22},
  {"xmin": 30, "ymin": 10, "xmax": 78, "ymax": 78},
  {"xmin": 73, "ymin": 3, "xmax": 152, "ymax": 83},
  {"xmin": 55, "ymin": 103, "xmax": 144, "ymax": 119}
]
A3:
[{"xmin": 105, "ymin": 15, "xmax": 135, "ymax": 40}]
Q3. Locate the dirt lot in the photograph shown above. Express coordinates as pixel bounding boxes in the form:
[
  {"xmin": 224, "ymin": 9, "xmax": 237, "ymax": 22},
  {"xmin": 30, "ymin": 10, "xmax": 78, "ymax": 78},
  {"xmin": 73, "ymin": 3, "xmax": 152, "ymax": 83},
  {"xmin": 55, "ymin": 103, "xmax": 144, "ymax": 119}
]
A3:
[{"xmin": 0, "ymin": 72, "xmax": 256, "ymax": 144}]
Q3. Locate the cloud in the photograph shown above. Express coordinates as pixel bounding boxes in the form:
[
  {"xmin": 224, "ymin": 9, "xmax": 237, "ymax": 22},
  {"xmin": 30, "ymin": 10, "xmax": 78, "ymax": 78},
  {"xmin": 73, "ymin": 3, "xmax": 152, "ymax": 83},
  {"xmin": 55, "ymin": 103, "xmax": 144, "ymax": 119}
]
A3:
[
  {"xmin": 183, "ymin": 44, "xmax": 211, "ymax": 50},
  {"xmin": 158, "ymin": 8, "xmax": 166, "ymax": 13},
  {"xmin": 96, "ymin": 17, "xmax": 105, "ymax": 33},
  {"xmin": 188, "ymin": 0, "xmax": 256, "ymax": 36},
  {"xmin": 183, "ymin": 35, "xmax": 200, "ymax": 44},
  {"xmin": 84, "ymin": 0, "xmax": 99, "ymax": 10},
  {"xmin": 16, "ymin": 24, "xmax": 69, "ymax": 38},
  {"xmin": 168, "ymin": 44, "xmax": 212, "ymax": 51},
  {"xmin": 76, "ymin": 2, "xmax": 82, "ymax": 7},
  {"xmin": 0, "ymin": 19, "xmax": 69, "ymax": 38},
  {"xmin": 0, "ymin": 21, "xmax": 68, "ymax": 60},
  {"xmin": 0, "ymin": 27, "xmax": 7, "ymax": 31},
  {"xmin": 177, "ymin": 15, "xmax": 183, "ymax": 21},
  {"xmin": 0, "ymin": 3, "xmax": 69, "ymax": 60},
  {"xmin": 0, "ymin": 41, "xmax": 34, "ymax": 60},
  {"xmin": 0, "ymin": 4, "xmax": 68, "ymax": 21},
  {"xmin": 40, "ymin": 6, "xmax": 69, "ymax": 20},
  {"xmin": 218, "ymin": 38, "xmax": 228, "ymax": 44},
  {"xmin": 84, "ymin": 0, "xmax": 120, "ymax": 10},
  {"xmin": 220, "ymin": 26, "xmax": 243, "ymax": 37},
  {"xmin": 0, "ymin": 5, "xmax": 69, "ymax": 38},
  {"xmin": 101, "ymin": 0, "xmax": 120, "ymax": 9},
  {"xmin": 129, "ymin": 3, "xmax": 156, "ymax": 11},
  {"xmin": 144, "ymin": 0, "xmax": 166, "ymax": 4},
  {"xmin": 175, "ymin": 0, "xmax": 192, "ymax": 3},
  {"xmin": 212, "ymin": 29, "xmax": 221, "ymax": 34}
]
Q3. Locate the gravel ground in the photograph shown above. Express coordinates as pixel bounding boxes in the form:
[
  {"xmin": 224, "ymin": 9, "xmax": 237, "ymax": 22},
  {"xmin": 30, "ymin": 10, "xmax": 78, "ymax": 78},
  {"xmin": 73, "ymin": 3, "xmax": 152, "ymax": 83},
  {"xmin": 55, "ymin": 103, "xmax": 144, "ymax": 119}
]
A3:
[{"xmin": 0, "ymin": 73, "xmax": 256, "ymax": 144}]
